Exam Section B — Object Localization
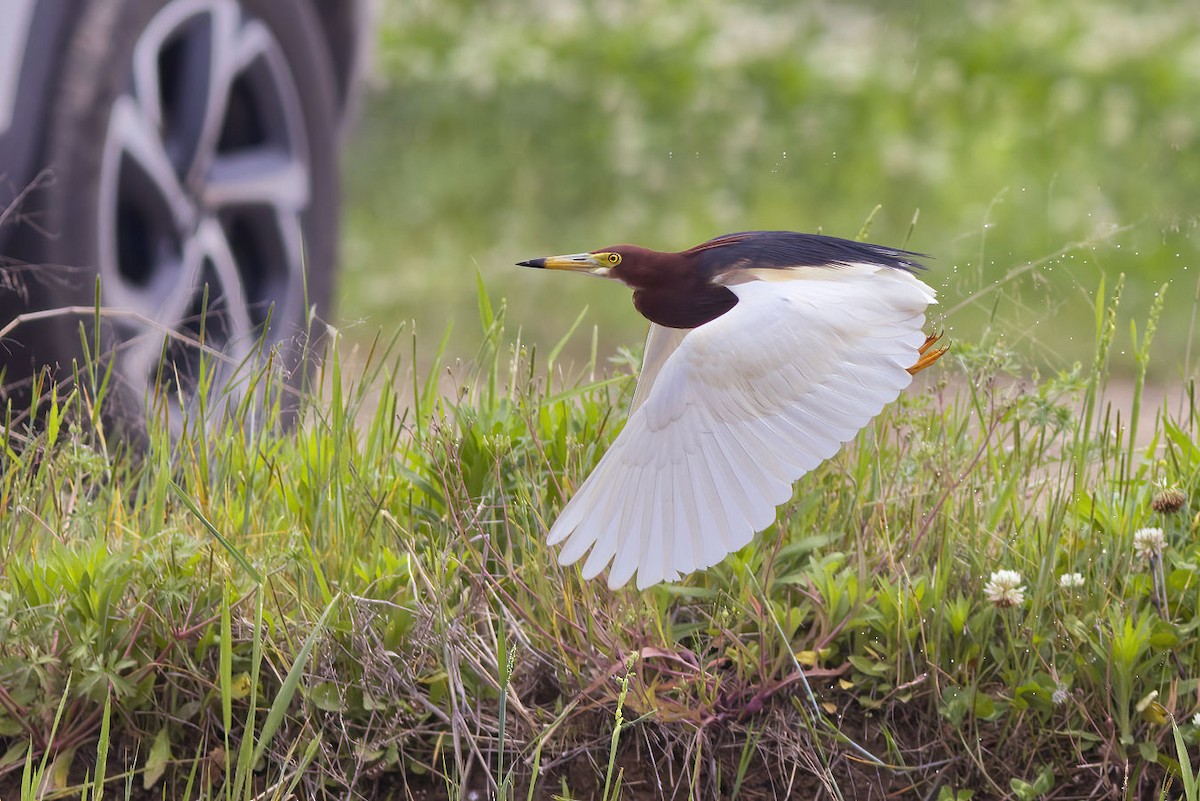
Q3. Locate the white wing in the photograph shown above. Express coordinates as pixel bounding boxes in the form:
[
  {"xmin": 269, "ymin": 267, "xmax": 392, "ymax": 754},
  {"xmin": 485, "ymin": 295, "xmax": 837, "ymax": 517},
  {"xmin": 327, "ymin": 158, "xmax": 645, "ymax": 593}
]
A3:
[
  {"xmin": 629, "ymin": 323, "xmax": 687, "ymax": 414},
  {"xmin": 547, "ymin": 264, "xmax": 937, "ymax": 589}
]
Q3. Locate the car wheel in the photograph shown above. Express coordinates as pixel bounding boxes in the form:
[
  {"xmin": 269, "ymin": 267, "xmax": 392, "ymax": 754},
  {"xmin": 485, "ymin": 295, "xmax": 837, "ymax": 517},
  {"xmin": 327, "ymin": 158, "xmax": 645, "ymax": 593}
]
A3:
[{"xmin": 40, "ymin": 0, "xmax": 339, "ymax": 433}]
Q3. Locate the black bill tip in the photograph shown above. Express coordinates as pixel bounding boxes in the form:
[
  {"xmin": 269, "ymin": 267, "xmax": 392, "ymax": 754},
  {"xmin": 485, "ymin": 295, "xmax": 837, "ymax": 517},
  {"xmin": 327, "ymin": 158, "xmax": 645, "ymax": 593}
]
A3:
[{"xmin": 516, "ymin": 258, "xmax": 546, "ymax": 268}]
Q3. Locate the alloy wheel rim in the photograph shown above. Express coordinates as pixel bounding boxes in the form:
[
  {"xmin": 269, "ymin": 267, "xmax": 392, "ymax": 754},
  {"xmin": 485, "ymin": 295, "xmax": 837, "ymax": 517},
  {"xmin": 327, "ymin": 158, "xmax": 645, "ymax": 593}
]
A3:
[{"xmin": 96, "ymin": 0, "xmax": 311, "ymax": 426}]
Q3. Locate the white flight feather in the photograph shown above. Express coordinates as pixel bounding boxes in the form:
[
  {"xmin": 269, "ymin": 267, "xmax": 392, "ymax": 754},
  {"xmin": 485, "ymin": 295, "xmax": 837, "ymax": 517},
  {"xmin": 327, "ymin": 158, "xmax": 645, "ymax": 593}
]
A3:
[{"xmin": 546, "ymin": 263, "xmax": 937, "ymax": 589}]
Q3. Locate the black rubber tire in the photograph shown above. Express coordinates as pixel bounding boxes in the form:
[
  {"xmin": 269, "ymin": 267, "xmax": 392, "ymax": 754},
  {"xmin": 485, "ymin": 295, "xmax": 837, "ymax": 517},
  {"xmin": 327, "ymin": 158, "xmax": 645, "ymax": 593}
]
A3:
[{"xmin": 29, "ymin": 0, "xmax": 340, "ymax": 430}]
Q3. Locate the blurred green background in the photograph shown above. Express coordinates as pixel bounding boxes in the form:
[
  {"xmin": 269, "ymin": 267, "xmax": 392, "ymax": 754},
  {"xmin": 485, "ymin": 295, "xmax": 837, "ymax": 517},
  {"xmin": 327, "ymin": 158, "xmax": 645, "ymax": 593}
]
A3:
[{"xmin": 340, "ymin": 0, "xmax": 1200, "ymax": 380}]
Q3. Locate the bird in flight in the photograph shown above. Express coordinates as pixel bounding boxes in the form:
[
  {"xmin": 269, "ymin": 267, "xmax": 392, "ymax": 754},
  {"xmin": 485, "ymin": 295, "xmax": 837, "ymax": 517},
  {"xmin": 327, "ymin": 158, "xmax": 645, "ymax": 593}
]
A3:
[{"xmin": 518, "ymin": 230, "xmax": 946, "ymax": 589}]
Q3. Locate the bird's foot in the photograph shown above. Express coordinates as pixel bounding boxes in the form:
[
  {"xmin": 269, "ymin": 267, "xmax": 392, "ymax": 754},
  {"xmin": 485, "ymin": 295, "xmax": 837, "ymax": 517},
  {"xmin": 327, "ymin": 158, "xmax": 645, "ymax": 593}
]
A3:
[{"xmin": 908, "ymin": 331, "xmax": 949, "ymax": 375}]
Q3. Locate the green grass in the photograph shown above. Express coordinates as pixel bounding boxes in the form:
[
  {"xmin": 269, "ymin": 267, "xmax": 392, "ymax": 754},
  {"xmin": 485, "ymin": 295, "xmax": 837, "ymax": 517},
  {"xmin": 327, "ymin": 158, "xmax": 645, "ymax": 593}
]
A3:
[
  {"xmin": 6, "ymin": 5, "xmax": 1200, "ymax": 794},
  {"xmin": 1, "ymin": 270, "xmax": 1199, "ymax": 799},
  {"xmin": 342, "ymin": 0, "xmax": 1200, "ymax": 378}
]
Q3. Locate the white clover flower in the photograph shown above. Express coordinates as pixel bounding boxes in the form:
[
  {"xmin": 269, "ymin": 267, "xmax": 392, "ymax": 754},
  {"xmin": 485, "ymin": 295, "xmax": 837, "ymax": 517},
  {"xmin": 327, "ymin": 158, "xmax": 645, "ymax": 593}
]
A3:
[
  {"xmin": 1192, "ymin": 711, "xmax": 1200, "ymax": 727},
  {"xmin": 1133, "ymin": 527, "xmax": 1166, "ymax": 560},
  {"xmin": 1052, "ymin": 685, "xmax": 1069, "ymax": 705},
  {"xmin": 984, "ymin": 569, "xmax": 1026, "ymax": 608},
  {"xmin": 1059, "ymin": 572, "xmax": 1085, "ymax": 589}
]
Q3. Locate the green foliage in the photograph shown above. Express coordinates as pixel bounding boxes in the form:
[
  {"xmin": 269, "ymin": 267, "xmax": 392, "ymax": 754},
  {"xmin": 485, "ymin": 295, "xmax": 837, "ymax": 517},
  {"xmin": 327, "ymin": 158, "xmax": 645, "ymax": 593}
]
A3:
[
  {"xmin": 344, "ymin": 0, "xmax": 1200, "ymax": 379},
  {"xmin": 1010, "ymin": 766, "xmax": 1054, "ymax": 801},
  {"xmin": 1, "ymin": 271, "xmax": 1198, "ymax": 798}
]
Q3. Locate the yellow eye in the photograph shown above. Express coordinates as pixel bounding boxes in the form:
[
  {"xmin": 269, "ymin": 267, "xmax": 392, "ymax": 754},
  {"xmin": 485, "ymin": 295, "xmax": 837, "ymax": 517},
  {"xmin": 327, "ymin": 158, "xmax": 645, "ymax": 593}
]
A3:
[{"xmin": 607, "ymin": 253, "xmax": 621, "ymax": 266}]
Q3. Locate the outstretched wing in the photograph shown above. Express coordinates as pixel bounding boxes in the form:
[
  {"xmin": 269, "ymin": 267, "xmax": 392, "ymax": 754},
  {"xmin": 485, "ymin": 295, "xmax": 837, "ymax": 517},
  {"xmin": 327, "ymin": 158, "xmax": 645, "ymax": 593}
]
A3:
[
  {"xmin": 628, "ymin": 323, "xmax": 687, "ymax": 414},
  {"xmin": 547, "ymin": 264, "xmax": 937, "ymax": 589}
]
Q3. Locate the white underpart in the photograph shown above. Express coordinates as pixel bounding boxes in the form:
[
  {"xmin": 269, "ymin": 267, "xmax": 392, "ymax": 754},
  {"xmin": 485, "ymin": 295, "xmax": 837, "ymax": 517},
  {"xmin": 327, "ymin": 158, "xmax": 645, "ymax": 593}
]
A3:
[{"xmin": 547, "ymin": 263, "xmax": 938, "ymax": 590}]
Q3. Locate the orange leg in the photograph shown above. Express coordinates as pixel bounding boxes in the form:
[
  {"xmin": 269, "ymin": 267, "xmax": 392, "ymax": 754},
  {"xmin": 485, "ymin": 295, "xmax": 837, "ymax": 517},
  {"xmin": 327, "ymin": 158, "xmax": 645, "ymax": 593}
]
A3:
[{"xmin": 908, "ymin": 331, "xmax": 949, "ymax": 375}]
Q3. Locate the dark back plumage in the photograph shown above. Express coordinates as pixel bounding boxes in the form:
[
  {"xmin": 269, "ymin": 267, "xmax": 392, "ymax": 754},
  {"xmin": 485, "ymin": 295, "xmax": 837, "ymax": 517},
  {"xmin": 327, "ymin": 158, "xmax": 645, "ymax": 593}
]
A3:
[
  {"xmin": 582, "ymin": 230, "xmax": 926, "ymax": 330},
  {"xmin": 686, "ymin": 231, "xmax": 926, "ymax": 278}
]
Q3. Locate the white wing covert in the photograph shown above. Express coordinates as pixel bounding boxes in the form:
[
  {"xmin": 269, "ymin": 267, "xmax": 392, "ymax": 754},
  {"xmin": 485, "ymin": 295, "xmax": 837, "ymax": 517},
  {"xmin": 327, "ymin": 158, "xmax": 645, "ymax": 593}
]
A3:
[{"xmin": 547, "ymin": 264, "xmax": 937, "ymax": 589}]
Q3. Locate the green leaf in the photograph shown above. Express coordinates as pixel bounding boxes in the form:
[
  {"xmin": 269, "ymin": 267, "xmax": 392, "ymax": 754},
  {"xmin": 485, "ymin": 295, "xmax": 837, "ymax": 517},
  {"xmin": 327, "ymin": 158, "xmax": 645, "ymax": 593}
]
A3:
[
  {"xmin": 219, "ymin": 589, "xmax": 233, "ymax": 747},
  {"xmin": 847, "ymin": 654, "xmax": 889, "ymax": 677},
  {"xmin": 1149, "ymin": 620, "xmax": 1180, "ymax": 649},
  {"xmin": 143, "ymin": 727, "xmax": 171, "ymax": 790},
  {"xmin": 47, "ymin": 745, "xmax": 76, "ymax": 792},
  {"xmin": 1009, "ymin": 767, "xmax": 1054, "ymax": 800},
  {"xmin": 46, "ymin": 383, "xmax": 61, "ymax": 450},
  {"xmin": 939, "ymin": 687, "xmax": 969, "ymax": 727},
  {"xmin": 546, "ymin": 305, "xmax": 589, "ymax": 371},
  {"xmin": 309, "ymin": 682, "xmax": 346, "ymax": 713},
  {"xmin": 475, "ymin": 270, "xmax": 494, "ymax": 331},
  {"xmin": 1171, "ymin": 719, "xmax": 1198, "ymax": 797},
  {"xmin": 1030, "ymin": 767, "xmax": 1054, "ymax": 795},
  {"xmin": 175, "ymin": 701, "xmax": 201, "ymax": 721},
  {"xmin": 1012, "ymin": 681, "xmax": 1053, "ymax": 713},
  {"xmin": 0, "ymin": 740, "xmax": 29, "ymax": 772},
  {"xmin": 229, "ymin": 672, "xmax": 253, "ymax": 700},
  {"xmin": 937, "ymin": 789, "xmax": 973, "ymax": 801},
  {"xmin": 424, "ymin": 670, "xmax": 450, "ymax": 706},
  {"xmin": 94, "ymin": 691, "xmax": 111, "ymax": 801},
  {"xmin": 973, "ymin": 693, "xmax": 999, "ymax": 720},
  {"xmin": 946, "ymin": 595, "xmax": 971, "ymax": 634}
]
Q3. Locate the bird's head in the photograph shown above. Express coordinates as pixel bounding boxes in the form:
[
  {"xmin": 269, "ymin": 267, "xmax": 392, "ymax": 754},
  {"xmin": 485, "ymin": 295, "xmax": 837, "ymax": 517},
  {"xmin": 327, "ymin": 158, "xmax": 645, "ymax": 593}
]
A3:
[
  {"xmin": 517, "ymin": 242, "xmax": 733, "ymax": 327},
  {"xmin": 517, "ymin": 245, "xmax": 658, "ymax": 284}
]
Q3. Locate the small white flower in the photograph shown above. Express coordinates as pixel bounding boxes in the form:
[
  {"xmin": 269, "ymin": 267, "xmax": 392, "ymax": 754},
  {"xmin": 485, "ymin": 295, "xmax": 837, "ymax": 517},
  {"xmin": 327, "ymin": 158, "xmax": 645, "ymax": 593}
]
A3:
[
  {"xmin": 1192, "ymin": 711, "xmax": 1200, "ymax": 727},
  {"xmin": 984, "ymin": 569, "xmax": 1026, "ymax": 608},
  {"xmin": 1052, "ymin": 685, "xmax": 1069, "ymax": 705},
  {"xmin": 1059, "ymin": 572, "xmax": 1085, "ymax": 589},
  {"xmin": 1133, "ymin": 527, "xmax": 1166, "ymax": 560}
]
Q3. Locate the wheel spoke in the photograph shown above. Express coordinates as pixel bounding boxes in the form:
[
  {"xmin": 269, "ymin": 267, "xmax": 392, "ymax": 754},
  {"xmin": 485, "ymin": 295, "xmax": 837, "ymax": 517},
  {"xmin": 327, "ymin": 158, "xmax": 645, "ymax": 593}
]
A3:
[
  {"xmin": 121, "ymin": 218, "xmax": 253, "ymax": 387},
  {"xmin": 130, "ymin": 15, "xmax": 165, "ymax": 129},
  {"xmin": 99, "ymin": 95, "xmax": 195, "ymax": 315},
  {"xmin": 232, "ymin": 18, "xmax": 273, "ymax": 73},
  {"xmin": 274, "ymin": 208, "xmax": 307, "ymax": 316},
  {"xmin": 194, "ymin": 217, "xmax": 255, "ymax": 354},
  {"xmin": 203, "ymin": 150, "xmax": 309, "ymax": 211},
  {"xmin": 118, "ymin": 237, "xmax": 204, "ymax": 382},
  {"xmin": 182, "ymin": 0, "xmax": 242, "ymax": 188},
  {"xmin": 106, "ymin": 96, "xmax": 196, "ymax": 232},
  {"xmin": 128, "ymin": 0, "xmax": 237, "ymax": 179}
]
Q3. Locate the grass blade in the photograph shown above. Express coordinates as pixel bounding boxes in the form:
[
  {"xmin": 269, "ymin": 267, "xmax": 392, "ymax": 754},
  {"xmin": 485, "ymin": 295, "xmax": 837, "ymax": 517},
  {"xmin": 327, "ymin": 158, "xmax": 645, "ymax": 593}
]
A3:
[
  {"xmin": 251, "ymin": 593, "xmax": 341, "ymax": 767},
  {"xmin": 170, "ymin": 482, "xmax": 263, "ymax": 584},
  {"xmin": 1172, "ymin": 719, "xmax": 1198, "ymax": 800},
  {"xmin": 92, "ymin": 690, "xmax": 111, "ymax": 801}
]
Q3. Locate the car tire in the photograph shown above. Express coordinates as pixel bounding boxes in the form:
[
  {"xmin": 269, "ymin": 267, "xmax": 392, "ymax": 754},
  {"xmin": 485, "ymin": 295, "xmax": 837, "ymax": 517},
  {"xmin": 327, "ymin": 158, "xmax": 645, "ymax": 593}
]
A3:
[{"xmin": 35, "ymin": 0, "xmax": 340, "ymax": 433}]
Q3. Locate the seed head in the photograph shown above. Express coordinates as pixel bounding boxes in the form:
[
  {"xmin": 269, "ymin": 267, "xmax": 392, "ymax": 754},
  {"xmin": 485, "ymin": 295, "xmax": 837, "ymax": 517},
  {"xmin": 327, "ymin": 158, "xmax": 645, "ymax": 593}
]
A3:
[
  {"xmin": 1151, "ymin": 488, "xmax": 1187, "ymax": 515},
  {"xmin": 984, "ymin": 569, "xmax": 1026, "ymax": 608},
  {"xmin": 1133, "ymin": 527, "xmax": 1166, "ymax": 561}
]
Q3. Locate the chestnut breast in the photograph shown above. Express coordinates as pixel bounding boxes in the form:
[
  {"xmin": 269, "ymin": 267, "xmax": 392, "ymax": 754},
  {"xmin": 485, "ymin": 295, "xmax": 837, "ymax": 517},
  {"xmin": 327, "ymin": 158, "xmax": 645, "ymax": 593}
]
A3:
[{"xmin": 607, "ymin": 245, "xmax": 739, "ymax": 329}]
